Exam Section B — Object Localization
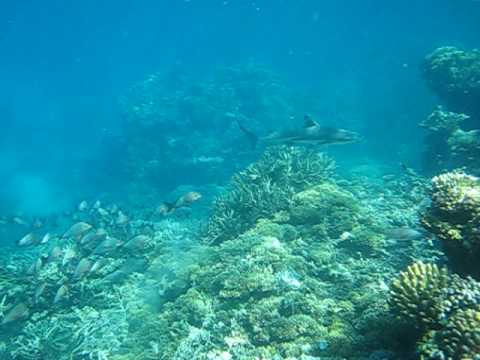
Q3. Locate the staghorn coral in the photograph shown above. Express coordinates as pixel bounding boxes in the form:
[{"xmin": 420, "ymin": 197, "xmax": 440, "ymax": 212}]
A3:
[
  {"xmin": 389, "ymin": 261, "xmax": 450, "ymax": 328},
  {"xmin": 202, "ymin": 146, "xmax": 335, "ymax": 245},
  {"xmin": 422, "ymin": 171, "xmax": 480, "ymax": 278}
]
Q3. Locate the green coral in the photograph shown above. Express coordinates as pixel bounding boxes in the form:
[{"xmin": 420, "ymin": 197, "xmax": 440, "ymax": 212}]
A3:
[{"xmin": 202, "ymin": 146, "xmax": 335, "ymax": 244}]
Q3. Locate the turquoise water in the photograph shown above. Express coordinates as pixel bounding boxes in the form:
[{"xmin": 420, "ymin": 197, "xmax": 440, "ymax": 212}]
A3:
[{"xmin": 1, "ymin": 2, "xmax": 480, "ymax": 359}]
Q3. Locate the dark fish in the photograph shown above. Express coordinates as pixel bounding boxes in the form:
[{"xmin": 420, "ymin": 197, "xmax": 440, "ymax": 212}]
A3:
[
  {"xmin": 93, "ymin": 236, "xmax": 123, "ymax": 255},
  {"xmin": 1, "ymin": 302, "xmax": 30, "ymax": 325},
  {"xmin": 237, "ymin": 115, "xmax": 361, "ymax": 148},
  {"xmin": 123, "ymin": 235, "xmax": 150, "ymax": 252},
  {"xmin": 104, "ymin": 258, "xmax": 148, "ymax": 284},
  {"xmin": 73, "ymin": 258, "xmax": 93, "ymax": 281},
  {"xmin": 79, "ymin": 228, "xmax": 107, "ymax": 246},
  {"xmin": 158, "ymin": 191, "xmax": 202, "ymax": 215}
]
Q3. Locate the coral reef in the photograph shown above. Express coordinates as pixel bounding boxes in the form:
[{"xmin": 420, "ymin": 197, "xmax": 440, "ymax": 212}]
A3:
[
  {"xmin": 421, "ymin": 171, "xmax": 480, "ymax": 278},
  {"xmin": 422, "ymin": 46, "xmax": 480, "ymax": 119},
  {"xmin": 118, "ymin": 63, "xmax": 320, "ymax": 194},
  {"xmin": 421, "ymin": 46, "xmax": 480, "ymax": 175},
  {"xmin": 390, "ymin": 261, "xmax": 480, "ymax": 359},
  {"xmin": 420, "ymin": 107, "xmax": 480, "ymax": 173},
  {"xmin": 421, "ymin": 306, "xmax": 480, "ymax": 360},
  {"xmin": 389, "ymin": 262, "xmax": 450, "ymax": 328},
  {"xmin": 202, "ymin": 145, "xmax": 335, "ymax": 244}
]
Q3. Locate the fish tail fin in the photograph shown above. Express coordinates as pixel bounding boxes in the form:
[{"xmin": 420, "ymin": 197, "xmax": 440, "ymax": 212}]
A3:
[
  {"xmin": 236, "ymin": 119, "xmax": 258, "ymax": 149},
  {"xmin": 163, "ymin": 202, "xmax": 176, "ymax": 213}
]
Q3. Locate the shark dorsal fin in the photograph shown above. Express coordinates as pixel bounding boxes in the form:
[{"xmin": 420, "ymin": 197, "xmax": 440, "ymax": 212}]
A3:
[{"xmin": 303, "ymin": 115, "xmax": 318, "ymax": 128}]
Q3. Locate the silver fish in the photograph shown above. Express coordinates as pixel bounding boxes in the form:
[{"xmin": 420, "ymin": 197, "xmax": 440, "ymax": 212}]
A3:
[
  {"xmin": 97, "ymin": 208, "xmax": 109, "ymax": 217},
  {"xmin": 62, "ymin": 247, "xmax": 77, "ymax": 267},
  {"xmin": 89, "ymin": 258, "xmax": 108, "ymax": 274},
  {"xmin": 40, "ymin": 232, "xmax": 52, "ymax": 244},
  {"xmin": 47, "ymin": 246, "xmax": 63, "ymax": 263},
  {"xmin": 123, "ymin": 235, "xmax": 150, "ymax": 251},
  {"xmin": 73, "ymin": 258, "xmax": 92, "ymax": 281},
  {"xmin": 78, "ymin": 200, "xmax": 89, "ymax": 212},
  {"xmin": 26, "ymin": 258, "xmax": 43, "ymax": 276},
  {"xmin": 53, "ymin": 285, "xmax": 68, "ymax": 304},
  {"xmin": 386, "ymin": 227, "xmax": 424, "ymax": 241},
  {"xmin": 13, "ymin": 217, "xmax": 29, "ymax": 226},
  {"xmin": 1, "ymin": 302, "xmax": 30, "ymax": 325},
  {"xmin": 116, "ymin": 211, "xmax": 129, "ymax": 226},
  {"xmin": 17, "ymin": 232, "xmax": 38, "ymax": 247},
  {"xmin": 63, "ymin": 222, "xmax": 93, "ymax": 239},
  {"xmin": 34, "ymin": 283, "xmax": 47, "ymax": 304}
]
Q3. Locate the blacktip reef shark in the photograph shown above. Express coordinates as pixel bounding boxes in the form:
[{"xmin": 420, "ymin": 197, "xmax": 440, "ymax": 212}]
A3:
[{"xmin": 237, "ymin": 115, "xmax": 362, "ymax": 148}]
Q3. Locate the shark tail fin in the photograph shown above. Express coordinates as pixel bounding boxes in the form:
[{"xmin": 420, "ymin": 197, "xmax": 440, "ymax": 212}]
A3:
[{"xmin": 236, "ymin": 119, "xmax": 258, "ymax": 149}]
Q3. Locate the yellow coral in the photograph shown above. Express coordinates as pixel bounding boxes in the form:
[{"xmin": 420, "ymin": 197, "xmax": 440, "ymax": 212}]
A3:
[{"xmin": 389, "ymin": 262, "xmax": 450, "ymax": 328}]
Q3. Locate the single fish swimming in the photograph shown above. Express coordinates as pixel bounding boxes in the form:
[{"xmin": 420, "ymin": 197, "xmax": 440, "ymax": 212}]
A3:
[
  {"xmin": 237, "ymin": 115, "xmax": 361, "ymax": 148},
  {"xmin": 157, "ymin": 191, "xmax": 202, "ymax": 215}
]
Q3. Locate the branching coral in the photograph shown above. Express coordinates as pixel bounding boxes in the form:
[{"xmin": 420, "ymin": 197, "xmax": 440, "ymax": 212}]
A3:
[{"xmin": 202, "ymin": 146, "xmax": 335, "ymax": 245}]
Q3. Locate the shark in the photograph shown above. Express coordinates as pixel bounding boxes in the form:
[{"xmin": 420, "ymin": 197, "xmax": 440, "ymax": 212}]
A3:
[{"xmin": 237, "ymin": 115, "xmax": 362, "ymax": 148}]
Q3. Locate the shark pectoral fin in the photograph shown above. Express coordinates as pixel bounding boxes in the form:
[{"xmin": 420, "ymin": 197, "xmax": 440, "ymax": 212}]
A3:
[
  {"xmin": 303, "ymin": 114, "xmax": 319, "ymax": 128},
  {"xmin": 236, "ymin": 120, "xmax": 258, "ymax": 149}
]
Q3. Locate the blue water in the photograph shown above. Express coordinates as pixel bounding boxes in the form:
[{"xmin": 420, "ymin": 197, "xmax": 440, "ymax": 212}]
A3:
[
  {"xmin": 1, "ymin": 2, "xmax": 480, "ymax": 359},
  {"xmin": 1, "ymin": 0, "xmax": 479, "ymax": 217}
]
